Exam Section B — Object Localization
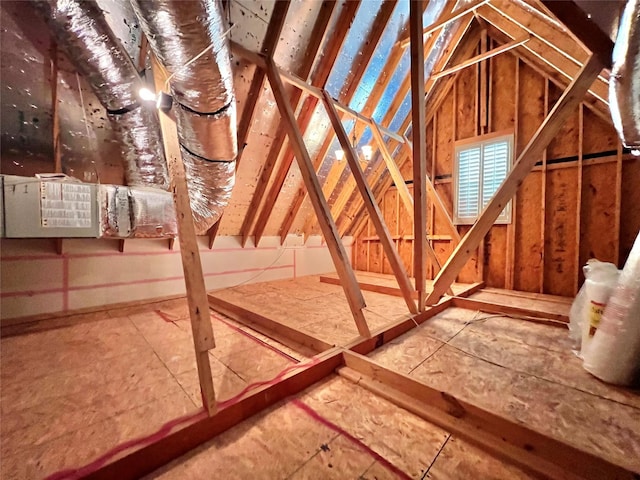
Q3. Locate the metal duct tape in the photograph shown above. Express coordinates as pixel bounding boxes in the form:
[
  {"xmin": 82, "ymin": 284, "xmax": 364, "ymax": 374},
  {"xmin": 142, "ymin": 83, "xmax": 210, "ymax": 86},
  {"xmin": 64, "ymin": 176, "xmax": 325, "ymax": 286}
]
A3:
[
  {"xmin": 176, "ymin": 106, "xmax": 238, "ymax": 161},
  {"xmin": 181, "ymin": 147, "xmax": 235, "ymax": 234}
]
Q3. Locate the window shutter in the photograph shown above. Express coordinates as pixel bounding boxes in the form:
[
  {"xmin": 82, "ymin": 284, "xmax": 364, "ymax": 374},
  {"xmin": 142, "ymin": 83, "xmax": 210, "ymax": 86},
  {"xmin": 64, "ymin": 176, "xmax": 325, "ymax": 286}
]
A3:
[
  {"xmin": 456, "ymin": 146, "xmax": 481, "ymax": 219},
  {"xmin": 481, "ymin": 140, "xmax": 509, "ymax": 209}
]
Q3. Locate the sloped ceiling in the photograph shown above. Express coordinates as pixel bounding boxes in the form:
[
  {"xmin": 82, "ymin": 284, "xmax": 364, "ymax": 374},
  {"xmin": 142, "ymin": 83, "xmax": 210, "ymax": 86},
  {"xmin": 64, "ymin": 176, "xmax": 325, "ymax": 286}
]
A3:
[{"xmin": 0, "ymin": 0, "xmax": 617, "ymax": 243}]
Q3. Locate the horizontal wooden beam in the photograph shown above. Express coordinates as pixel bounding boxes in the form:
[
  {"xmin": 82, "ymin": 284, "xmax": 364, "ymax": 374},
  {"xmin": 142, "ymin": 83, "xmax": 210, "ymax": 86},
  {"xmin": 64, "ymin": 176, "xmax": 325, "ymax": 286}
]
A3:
[
  {"xmin": 208, "ymin": 294, "xmax": 333, "ymax": 355},
  {"xmin": 340, "ymin": 351, "xmax": 635, "ymax": 480},
  {"xmin": 432, "ymin": 34, "xmax": 530, "ymax": 80},
  {"xmin": 451, "ymin": 296, "xmax": 569, "ymax": 324},
  {"xmin": 86, "ymin": 349, "xmax": 345, "ymax": 480}
]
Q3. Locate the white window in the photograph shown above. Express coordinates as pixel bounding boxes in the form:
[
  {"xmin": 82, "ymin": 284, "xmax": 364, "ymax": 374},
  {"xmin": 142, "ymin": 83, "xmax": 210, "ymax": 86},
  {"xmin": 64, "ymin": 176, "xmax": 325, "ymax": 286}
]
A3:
[{"xmin": 453, "ymin": 132, "xmax": 513, "ymax": 225}]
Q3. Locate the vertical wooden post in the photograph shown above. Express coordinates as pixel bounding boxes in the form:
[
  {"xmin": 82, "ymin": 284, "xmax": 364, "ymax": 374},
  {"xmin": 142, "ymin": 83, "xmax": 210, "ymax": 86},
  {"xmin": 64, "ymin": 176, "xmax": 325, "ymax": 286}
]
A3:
[
  {"xmin": 265, "ymin": 58, "xmax": 370, "ymax": 337},
  {"xmin": 323, "ymin": 91, "xmax": 418, "ymax": 314},
  {"xmin": 426, "ymin": 55, "xmax": 604, "ymax": 305},
  {"xmin": 410, "ymin": 0, "xmax": 427, "ymax": 311},
  {"xmin": 505, "ymin": 56, "xmax": 519, "ymax": 290},
  {"xmin": 614, "ymin": 140, "xmax": 622, "ymax": 266},
  {"xmin": 575, "ymin": 103, "xmax": 584, "ymax": 292},
  {"xmin": 539, "ymin": 79, "xmax": 549, "ymax": 293},
  {"xmin": 151, "ymin": 56, "xmax": 217, "ymax": 416}
]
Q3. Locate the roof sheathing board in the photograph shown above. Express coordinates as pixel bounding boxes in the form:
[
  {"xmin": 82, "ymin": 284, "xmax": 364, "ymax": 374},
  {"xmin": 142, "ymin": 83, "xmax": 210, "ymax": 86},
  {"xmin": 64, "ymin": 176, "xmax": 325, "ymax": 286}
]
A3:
[{"xmin": 223, "ymin": 0, "xmax": 327, "ymax": 237}]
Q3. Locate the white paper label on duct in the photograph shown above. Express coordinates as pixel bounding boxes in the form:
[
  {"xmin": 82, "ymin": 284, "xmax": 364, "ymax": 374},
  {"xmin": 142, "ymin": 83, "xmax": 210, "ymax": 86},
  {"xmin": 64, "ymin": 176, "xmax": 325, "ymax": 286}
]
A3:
[{"xmin": 40, "ymin": 182, "xmax": 92, "ymax": 228}]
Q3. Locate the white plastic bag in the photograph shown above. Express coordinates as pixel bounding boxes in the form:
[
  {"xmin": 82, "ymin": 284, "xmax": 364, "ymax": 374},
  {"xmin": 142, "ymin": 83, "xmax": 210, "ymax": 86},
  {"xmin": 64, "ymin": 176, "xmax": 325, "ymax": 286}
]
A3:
[
  {"xmin": 583, "ymin": 232, "xmax": 640, "ymax": 386},
  {"xmin": 568, "ymin": 260, "xmax": 620, "ymax": 357}
]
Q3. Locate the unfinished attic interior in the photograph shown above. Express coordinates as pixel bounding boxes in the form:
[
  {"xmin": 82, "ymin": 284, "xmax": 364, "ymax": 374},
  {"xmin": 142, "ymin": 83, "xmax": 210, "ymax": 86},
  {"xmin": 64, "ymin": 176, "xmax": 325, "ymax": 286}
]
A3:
[{"xmin": 2, "ymin": 0, "xmax": 640, "ymax": 477}]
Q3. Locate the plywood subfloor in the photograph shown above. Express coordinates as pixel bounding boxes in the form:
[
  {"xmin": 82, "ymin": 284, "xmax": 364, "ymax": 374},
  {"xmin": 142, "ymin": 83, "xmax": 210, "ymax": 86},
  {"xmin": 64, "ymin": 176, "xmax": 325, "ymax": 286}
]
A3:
[
  {"xmin": 144, "ymin": 375, "xmax": 534, "ymax": 480},
  {"xmin": 369, "ymin": 306, "xmax": 640, "ymax": 474},
  {"xmin": 211, "ymin": 275, "xmax": 423, "ymax": 346},
  {"xmin": 0, "ymin": 299, "xmax": 307, "ymax": 480}
]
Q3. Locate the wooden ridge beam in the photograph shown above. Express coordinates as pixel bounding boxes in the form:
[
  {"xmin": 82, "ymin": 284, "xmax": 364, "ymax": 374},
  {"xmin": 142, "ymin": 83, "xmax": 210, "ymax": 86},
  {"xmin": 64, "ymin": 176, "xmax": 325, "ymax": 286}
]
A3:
[
  {"xmin": 431, "ymin": 34, "xmax": 530, "ymax": 80},
  {"xmin": 340, "ymin": 351, "xmax": 635, "ymax": 480},
  {"xmin": 238, "ymin": 0, "xmax": 337, "ymax": 247},
  {"xmin": 253, "ymin": 0, "xmax": 397, "ymax": 247},
  {"xmin": 425, "ymin": 54, "xmax": 604, "ymax": 305},
  {"xmin": 151, "ymin": 56, "xmax": 217, "ymax": 416},
  {"xmin": 540, "ymin": 0, "xmax": 615, "ymax": 70},
  {"xmin": 265, "ymin": 57, "xmax": 370, "ymax": 337},
  {"xmin": 322, "ymin": 90, "xmax": 418, "ymax": 314},
  {"xmin": 234, "ymin": 1, "xmax": 290, "ymax": 168},
  {"xmin": 398, "ymin": 0, "xmax": 490, "ymax": 48}
]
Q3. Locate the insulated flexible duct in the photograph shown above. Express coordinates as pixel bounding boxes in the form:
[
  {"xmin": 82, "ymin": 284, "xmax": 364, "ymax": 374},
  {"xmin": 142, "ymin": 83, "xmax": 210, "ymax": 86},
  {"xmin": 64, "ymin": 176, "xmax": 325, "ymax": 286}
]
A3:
[
  {"xmin": 32, "ymin": 0, "xmax": 170, "ymax": 190},
  {"xmin": 130, "ymin": 0, "xmax": 237, "ymax": 233},
  {"xmin": 610, "ymin": 0, "xmax": 640, "ymax": 151}
]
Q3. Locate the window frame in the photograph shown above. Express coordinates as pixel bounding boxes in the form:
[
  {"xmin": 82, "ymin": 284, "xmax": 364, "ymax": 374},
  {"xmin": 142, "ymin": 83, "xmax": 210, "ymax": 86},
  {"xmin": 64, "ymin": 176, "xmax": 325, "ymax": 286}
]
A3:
[{"xmin": 453, "ymin": 130, "xmax": 514, "ymax": 225}]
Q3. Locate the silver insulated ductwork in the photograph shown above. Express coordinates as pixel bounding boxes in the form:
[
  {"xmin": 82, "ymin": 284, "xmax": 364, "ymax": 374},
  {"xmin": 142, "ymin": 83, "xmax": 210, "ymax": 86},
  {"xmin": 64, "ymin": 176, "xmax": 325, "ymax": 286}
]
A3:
[
  {"xmin": 131, "ymin": 0, "xmax": 237, "ymax": 233},
  {"xmin": 32, "ymin": 0, "xmax": 170, "ymax": 190},
  {"xmin": 610, "ymin": 0, "xmax": 640, "ymax": 151}
]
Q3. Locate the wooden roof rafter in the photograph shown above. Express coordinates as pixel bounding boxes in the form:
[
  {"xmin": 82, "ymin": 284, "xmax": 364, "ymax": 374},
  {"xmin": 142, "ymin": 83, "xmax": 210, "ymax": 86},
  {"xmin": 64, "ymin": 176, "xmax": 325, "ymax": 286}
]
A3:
[
  {"xmin": 206, "ymin": 0, "xmax": 290, "ymax": 247},
  {"xmin": 345, "ymin": 22, "xmax": 481, "ymax": 239},
  {"xmin": 250, "ymin": 0, "xmax": 398, "ymax": 247},
  {"xmin": 305, "ymin": 0, "xmax": 465, "ymax": 240},
  {"xmin": 237, "ymin": 0, "xmax": 339, "ymax": 247},
  {"xmin": 338, "ymin": 14, "xmax": 477, "ymax": 239}
]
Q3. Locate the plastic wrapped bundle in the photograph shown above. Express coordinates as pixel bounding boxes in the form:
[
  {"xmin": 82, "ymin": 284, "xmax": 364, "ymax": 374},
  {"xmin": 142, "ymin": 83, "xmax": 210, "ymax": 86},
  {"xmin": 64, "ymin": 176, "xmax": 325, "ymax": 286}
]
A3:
[
  {"xmin": 568, "ymin": 260, "xmax": 620, "ymax": 355},
  {"xmin": 583, "ymin": 232, "xmax": 640, "ymax": 385}
]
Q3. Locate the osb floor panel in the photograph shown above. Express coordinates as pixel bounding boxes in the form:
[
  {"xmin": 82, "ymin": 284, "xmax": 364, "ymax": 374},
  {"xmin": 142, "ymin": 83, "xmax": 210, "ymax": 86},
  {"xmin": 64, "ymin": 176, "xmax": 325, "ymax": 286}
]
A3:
[
  {"xmin": 145, "ymin": 375, "xmax": 534, "ymax": 480},
  {"xmin": 211, "ymin": 275, "xmax": 416, "ymax": 346},
  {"xmin": 0, "ymin": 299, "xmax": 307, "ymax": 480},
  {"xmin": 369, "ymin": 307, "xmax": 640, "ymax": 473}
]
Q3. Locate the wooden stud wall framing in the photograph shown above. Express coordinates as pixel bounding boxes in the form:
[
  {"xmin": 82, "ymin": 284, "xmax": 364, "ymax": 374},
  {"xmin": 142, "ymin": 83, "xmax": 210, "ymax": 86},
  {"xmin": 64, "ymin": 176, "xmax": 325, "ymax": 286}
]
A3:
[{"xmin": 353, "ymin": 19, "xmax": 640, "ymax": 298}]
